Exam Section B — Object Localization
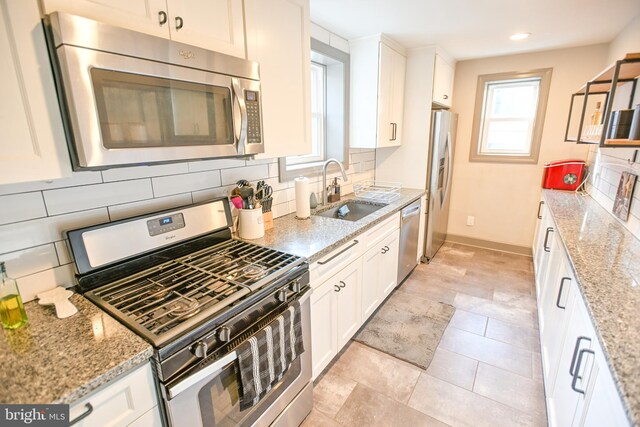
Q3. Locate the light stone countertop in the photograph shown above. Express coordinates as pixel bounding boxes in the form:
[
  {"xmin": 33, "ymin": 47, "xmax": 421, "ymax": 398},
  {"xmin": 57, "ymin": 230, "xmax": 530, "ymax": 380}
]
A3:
[
  {"xmin": 543, "ymin": 189, "xmax": 640, "ymax": 425},
  {"xmin": 241, "ymin": 188, "xmax": 426, "ymax": 263},
  {"xmin": 0, "ymin": 294, "xmax": 153, "ymax": 405}
]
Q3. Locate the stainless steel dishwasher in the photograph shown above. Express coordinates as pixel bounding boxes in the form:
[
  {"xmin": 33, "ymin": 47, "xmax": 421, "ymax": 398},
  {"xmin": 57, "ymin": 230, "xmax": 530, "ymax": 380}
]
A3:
[{"xmin": 398, "ymin": 199, "xmax": 422, "ymax": 284}]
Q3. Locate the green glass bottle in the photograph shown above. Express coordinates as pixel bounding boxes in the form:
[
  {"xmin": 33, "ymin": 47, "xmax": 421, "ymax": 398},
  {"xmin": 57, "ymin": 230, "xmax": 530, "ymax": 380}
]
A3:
[{"xmin": 0, "ymin": 262, "xmax": 28, "ymax": 329}]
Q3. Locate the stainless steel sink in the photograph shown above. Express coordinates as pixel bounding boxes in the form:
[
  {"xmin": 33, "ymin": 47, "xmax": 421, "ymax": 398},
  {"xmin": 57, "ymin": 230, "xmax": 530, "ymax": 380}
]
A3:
[{"xmin": 315, "ymin": 200, "xmax": 386, "ymax": 222}]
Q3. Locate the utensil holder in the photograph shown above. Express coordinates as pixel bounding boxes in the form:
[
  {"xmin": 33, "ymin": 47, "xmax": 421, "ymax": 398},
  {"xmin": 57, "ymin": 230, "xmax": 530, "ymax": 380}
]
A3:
[{"xmin": 238, "ymin": 208, "xmax": 264, "ymax": 239}]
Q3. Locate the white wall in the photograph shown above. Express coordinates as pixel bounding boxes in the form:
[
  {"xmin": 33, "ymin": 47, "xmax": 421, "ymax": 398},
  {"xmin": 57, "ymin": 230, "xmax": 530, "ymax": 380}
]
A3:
[
  {"xmin": 447, "ymin": 44, "xmax": 609, "ymax": 249},
  {"xmin": 586, "ymin": 13, "xmax": 640, "ymax": 238},
  {"xmin": 0, "ymin": 23, "xmax": 374, "ymax": 302}
]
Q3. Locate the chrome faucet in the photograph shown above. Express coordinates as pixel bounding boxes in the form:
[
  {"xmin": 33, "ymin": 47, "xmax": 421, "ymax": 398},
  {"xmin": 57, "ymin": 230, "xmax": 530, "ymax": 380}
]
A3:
[{"xmin": 322, "ymin": 158, "xmax": 348, "ymax": 205}]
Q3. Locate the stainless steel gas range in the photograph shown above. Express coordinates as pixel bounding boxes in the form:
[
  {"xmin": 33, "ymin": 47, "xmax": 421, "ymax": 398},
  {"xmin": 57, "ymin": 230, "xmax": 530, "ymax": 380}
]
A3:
[{"xmin": 66, "ymin": 198, "xmax": 312, "ymax": 427}]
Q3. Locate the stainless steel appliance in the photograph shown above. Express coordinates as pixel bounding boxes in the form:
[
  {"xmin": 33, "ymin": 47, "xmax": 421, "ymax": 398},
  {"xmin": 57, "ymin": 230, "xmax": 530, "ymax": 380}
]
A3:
[
  {"xmin": 44, "ymin": 12, "xmax": 264, "ymax": 170},
  {"xmin": 398, "ymin": 199, "xmax": 421, "ymax": 284},
  {"xmin": 423, "ymin": 110, "xmax": 458, "ymax": 262},
  {"xmin": 66, "ymin": 198, "xmax": 312, "ymax": 427}
]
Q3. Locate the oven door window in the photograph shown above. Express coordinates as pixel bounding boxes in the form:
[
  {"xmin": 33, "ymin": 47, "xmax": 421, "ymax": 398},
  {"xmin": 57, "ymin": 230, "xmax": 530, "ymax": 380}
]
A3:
[
  {"xmin": 196, "ymin": 357, "xmax": 301, "ymax": 427},
  {"xmin": 91, "ymin": 68, "xmax": 234, "ymax": 149}
]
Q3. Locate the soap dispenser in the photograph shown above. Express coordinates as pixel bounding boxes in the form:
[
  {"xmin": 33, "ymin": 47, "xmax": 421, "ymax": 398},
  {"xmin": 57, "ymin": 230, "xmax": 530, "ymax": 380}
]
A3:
[{"xmin": 328, "ymin": 178, "xmax": 341, "ymax": 203}]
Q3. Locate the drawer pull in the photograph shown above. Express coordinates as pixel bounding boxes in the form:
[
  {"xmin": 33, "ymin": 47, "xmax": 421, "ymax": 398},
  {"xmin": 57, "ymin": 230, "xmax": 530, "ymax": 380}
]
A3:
[
  {"xmin": 543, "ymin": 227, "xmax": 554, "ymax": 252},
  {"xmin": 334, "ymin": 285, "xmax": 341, "ymax": 292},
  {"xmin": 569, "ymin": 336, "xmax": 591, "ymax": 376},
  {"xmin": 339, "ymin": 281, "xmax": 346, "ymax": 288},
  {"xmin": 175, "ymin": 16, "xmax": 184, "ymax": 30},
  {"xmin": 70, "ymin": 403, "xmax": 93, "ymax": 426},
  {"xmin": 537, "ymin": 201, "xmax": 544, "ymax": 219},
  {"xmin": 158, "ymin": 11, "xmax": 168, "ymax": 26},
  {"xmin": 571, "ymin": 349, "xmax": 595, "ymax": 395},
  {"xmin": 556, "ymin": 277, "xmax": 570, "ymax": 309},
  {"xmin": 317, "ymin": 240, "xmax": 359, "ymax": 265}
]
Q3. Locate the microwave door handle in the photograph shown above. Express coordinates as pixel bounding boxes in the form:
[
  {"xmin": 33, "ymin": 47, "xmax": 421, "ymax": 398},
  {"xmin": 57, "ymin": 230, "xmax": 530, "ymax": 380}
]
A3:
[{"xmin": 232, "ymin": 79, "xmax": 248, "ymax": 155}]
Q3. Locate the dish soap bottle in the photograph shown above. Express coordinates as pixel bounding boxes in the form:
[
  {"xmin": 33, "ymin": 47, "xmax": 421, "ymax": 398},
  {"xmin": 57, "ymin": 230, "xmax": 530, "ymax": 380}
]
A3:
[{"xmin": 0, "ymin": 262, "xmax": 28, "ymax": 329}]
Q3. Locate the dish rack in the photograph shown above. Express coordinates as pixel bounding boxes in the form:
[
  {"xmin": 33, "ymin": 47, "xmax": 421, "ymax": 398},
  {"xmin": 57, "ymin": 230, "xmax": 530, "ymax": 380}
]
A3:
[{"xmin": 353, "ymin": 181, "xmax": 402, "ymax": 203}]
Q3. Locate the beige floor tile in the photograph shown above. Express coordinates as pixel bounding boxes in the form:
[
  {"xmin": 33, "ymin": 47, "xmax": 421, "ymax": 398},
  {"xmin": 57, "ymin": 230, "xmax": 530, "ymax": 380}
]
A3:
[
  {"xmin": 312, "ymin": 371, "xmax": 357, "ymax": 417},
  {"xmin": 493, "ymin": 289, "xmax": 539, "ymax": 311},
  {"xmin": 453, "ymin": 293, "xmax": 537, "ymax": 329},
  {"xmin": 485, "ymin": 318, "xmax": 541, "ymax": 352},
  {"xmin": 335, "ymin": 383, "xmax": 450, "ymax": 427},
  {"xmin": 412, "ymin": 267, "xmax": 495, "ymax": 300},
  {"xmin": 448, "ymin": 309, "xmax": 488, "ymax": 335},
  {"xmin": 532, "ymin": 352, "xmax": 543, "ymax": 382},
  {"xmin": 408, "ymin": 374, "xmax": 544, "ymax": 427},
  {"xmin": 439, "ymin": 326, "xmax": 533, "ymax": 378},
  {"xmin": 330, "ymin": 342, "xmax": 421, "ymax": 404},
  {"xmin": 473, "ymin": 363, "xmax": 547, "ymax": 417},
  {"xmin": 426, "ymin": 348, "xmax": 478, "ymax": 391},
  {"xmin": 300, "ymin": 408, "xmax": 344, "ymax": 427}
]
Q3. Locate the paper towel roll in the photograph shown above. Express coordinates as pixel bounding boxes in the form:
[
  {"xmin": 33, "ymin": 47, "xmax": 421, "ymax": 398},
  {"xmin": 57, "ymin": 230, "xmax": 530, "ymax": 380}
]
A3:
[{"xmin": 295, "ymin": 176, "xmax": 311, "ymax": 219}]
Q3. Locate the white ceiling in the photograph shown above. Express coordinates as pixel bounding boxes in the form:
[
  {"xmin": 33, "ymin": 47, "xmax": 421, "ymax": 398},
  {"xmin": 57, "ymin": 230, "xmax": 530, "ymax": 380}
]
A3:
[{"xmin": 309, "ymin": 0, "xmax": 640, "ymax": 60}]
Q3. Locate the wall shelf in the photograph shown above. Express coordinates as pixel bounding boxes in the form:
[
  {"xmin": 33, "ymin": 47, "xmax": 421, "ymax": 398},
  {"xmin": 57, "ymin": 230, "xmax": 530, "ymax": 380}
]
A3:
[{"xmin": 565, "ymin": 53, "xmax": 640, "ymax": 147}]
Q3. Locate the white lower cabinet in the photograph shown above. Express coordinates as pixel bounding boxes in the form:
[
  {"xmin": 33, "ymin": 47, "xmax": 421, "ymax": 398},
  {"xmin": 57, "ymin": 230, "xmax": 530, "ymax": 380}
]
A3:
[
  {"xmin": 534, "ymin": 195, "xmax": 629, "ymax": 427},
  {"xmin": 310, "ymin": 211, "xmax": 401, "ymax": 379},
  {"xmin": 69, "ymin": 362, "xmax": 159, "ymax": 427},
  {"xmin": 310, "ymin": 258, "xmax": 362, "ymax": 379}
]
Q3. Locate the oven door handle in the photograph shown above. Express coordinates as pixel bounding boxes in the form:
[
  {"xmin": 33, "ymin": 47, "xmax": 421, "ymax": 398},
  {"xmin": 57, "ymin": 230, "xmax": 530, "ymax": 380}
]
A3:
[{"xmin": 167, "ymin": 351, "xmax": 238, "ymax": 399}]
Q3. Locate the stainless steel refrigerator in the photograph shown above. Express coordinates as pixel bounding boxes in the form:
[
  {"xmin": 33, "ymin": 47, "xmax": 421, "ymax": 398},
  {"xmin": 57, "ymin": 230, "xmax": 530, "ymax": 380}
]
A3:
[{"xmin": 422, "ymin": 110, "xmax": 457, "ymax": 262}]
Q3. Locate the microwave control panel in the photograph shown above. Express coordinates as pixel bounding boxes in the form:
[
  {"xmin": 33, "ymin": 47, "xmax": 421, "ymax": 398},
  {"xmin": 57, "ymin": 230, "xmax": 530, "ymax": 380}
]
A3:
[
  {"xmin": 245, "ymin": 91, "xmax": 262, "ymax": 145},
  {"xmin": 147, "ymin": 213, "xmax": 186, "ymax": 236}
]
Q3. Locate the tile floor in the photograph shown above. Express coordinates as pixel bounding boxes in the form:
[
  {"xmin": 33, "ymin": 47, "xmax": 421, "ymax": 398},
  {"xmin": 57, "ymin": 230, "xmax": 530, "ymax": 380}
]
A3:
[{"xmin": 301, "ymin": 242, "xmax": 547, "ymax": 427}]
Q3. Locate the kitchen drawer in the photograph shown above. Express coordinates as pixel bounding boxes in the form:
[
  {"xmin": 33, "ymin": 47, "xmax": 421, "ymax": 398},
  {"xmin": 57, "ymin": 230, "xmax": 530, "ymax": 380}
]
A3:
[
  {"xmin": 310, "ymin": 238, "xmax": 363, "ymax": 288},
  {"xmin": 69, "ymin": 363, "xmax": 158, "ymax": 427},
  {"xmin": 363, "ymin": 212, "xmax": 400, "ymax": 250}
]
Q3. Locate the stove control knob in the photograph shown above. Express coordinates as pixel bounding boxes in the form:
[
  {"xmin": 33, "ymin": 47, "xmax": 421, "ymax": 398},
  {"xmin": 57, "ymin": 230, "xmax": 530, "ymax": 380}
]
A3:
[
  {"xmin": 192, "ymin": 341, "xmax": 208, "ymax": 358},
  {"xmin": 276, "ymin": 289, "xmax": 288, "ymax": 303},
  {"xmin": 291, "ymin": 279, "xmax": 301, "ymax": 293},
  {"xmin": 218, "ymin": 326, "xmax": 231, "ymax": 342}
]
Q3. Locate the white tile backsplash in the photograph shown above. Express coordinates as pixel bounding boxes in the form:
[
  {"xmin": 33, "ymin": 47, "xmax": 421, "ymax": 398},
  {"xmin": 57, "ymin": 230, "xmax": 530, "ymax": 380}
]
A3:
[
  {"xmin": 101, "ymin": 163, "xmax": 189, "ymax": 182},
  {"xmin": 0, "ymin": 149, "xmax": 375, "ymax": 301},
  {"xmin": 43, "ymin": 180, "xmax": 154, "ymax": 215},
  {"xmin": 108, "ymin": 193, "xmax": 193, "ymax": 221},
  {"xmin": 0, "ymin": 192, "xmax": 47, "ymax": 225},
  {"xmin": 152, "ymin": 170, "xmax": 222, "ymax": 197}
]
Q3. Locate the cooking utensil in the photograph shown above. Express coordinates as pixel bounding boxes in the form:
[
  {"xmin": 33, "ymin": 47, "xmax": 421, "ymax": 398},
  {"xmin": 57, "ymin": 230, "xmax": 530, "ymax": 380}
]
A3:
[
  {"xmin": 230, "ymin": 196, "xmax": 243, "ymax": 210},
  {"xmin": 236, "ymin": 179, "xmax": 250, "ymax": 188},
  {"xmin": 240, "ymin": 187, "xmax": 254, "ymax": 209}
]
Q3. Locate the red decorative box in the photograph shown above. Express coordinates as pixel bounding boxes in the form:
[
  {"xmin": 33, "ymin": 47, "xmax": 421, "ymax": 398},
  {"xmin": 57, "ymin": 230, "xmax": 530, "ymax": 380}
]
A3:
[{"xmin": 542, "ymin": 160, "xmax": 586, "ymax": 191}]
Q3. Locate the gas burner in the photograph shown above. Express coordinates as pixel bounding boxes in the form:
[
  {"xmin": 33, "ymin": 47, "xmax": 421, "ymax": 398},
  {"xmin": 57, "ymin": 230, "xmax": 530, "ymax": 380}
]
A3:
[
  {"xmin": 143, "ymin": 283, "xmax": 170, "ymax": 304},
  {"xmin": 241, "ymin": 264, "xmax": 267, "ymax": 279},
  {"xmin": 167, "ymin": 295, "xmax": 200, "ymax": 318}
]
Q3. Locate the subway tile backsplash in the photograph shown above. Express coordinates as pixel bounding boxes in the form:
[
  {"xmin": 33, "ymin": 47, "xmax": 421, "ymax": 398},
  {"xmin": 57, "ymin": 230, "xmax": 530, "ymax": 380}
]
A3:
[{"xmin": 0, "ymin": 150, "xmax": 375, "ymax": 301}]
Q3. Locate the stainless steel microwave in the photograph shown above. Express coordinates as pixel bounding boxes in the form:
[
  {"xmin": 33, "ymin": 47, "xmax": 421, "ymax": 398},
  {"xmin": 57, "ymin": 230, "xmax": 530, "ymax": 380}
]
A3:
[{"xmin": 44, "ymin": 12, "xmax": 264, "ymax": 170}]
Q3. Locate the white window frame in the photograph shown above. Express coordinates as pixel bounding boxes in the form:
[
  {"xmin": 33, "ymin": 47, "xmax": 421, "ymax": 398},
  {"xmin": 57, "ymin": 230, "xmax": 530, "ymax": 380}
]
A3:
[
  {"xmin": 470, "ymin": 68, "xmax": 552, "ymax": 164},
  {"xmin": 279, "ymin": 39, "xmax": 349, "ymax": 181}
]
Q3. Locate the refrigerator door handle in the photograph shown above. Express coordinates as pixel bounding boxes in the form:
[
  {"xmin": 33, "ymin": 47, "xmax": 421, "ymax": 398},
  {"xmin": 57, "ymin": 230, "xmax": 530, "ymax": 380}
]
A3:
[{"xmin": 442, "ymin": 131, "xmax": 453, "ymax": 204}]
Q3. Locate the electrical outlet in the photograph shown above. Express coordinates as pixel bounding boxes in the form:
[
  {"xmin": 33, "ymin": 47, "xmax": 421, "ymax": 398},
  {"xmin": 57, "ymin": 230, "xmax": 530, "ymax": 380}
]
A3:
[{"xmin": 466, "ymin": 216, "xmax": 475, "ymax": 226}]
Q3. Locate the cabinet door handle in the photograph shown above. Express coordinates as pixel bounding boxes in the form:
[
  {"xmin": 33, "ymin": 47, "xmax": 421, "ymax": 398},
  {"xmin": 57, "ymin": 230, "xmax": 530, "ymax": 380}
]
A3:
[
  {"xmin": 569, "ymin": 336, "xmax": 591, "ymax": 376},
  {"xmin": 384, "ymin": 246, "xmax": 389, "ymax": 251},
  {"xmin": 339, "ymin": 281, "xmax": 346, "ymax": 288},
  {"xmin": 175, "ymin": 16, "xmax": 184, "ymax": 30},
  {"xmin": 543, "ymin": 227, "xmax": 554, "ymax": 252},
  {"xmin": 443, "ymin": 94, "xmax": 449, "ymax": 100},
  {"xmin": 381, "ymin": 247, "xmax": 388, "ymax": 254},
  {"xmin": 158, "ymin": 11, "xmax": 168, "ymax": 26},
  {"xmin": 556, "ymin": 277, "xmax": 570, "ymax": 309},
  {"xmin": 571, "ymin": 349, "xmax": 595, "ymax": 395},
  {"xmin": 334, "ymin": 285, "xmax": 341, "ymax": 292},
  {"xmin": 317, "ymin": 240, "xmax": 359, "ymax": 265},
  {"xmin": 69, "ymin": 403, "xmax": 93, "ymax": 426},
  {"xmin": 537, "ymin": 201, "xmax": 545, "ymax": 219}
]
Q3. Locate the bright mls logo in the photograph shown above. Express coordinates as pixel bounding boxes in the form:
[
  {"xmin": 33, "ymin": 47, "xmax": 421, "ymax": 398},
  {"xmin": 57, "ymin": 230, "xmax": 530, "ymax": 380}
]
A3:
[{"xmin": 1, "ymin": 405, "xmax": 69, "ymax": 426}]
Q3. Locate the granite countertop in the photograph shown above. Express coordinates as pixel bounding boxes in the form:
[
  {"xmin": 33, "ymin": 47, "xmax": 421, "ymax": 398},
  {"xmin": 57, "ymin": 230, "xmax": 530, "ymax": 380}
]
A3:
[
  {"xmin": 543, "ymin": 190, "xmax": 640, "ymax": 425},
  {"xmin": 242, "ymin": 188, "xmax": 425, "ymax": 263},
  {"xmin": 0, "ymin": 294, "xmax": 153, "ymax": 405}
]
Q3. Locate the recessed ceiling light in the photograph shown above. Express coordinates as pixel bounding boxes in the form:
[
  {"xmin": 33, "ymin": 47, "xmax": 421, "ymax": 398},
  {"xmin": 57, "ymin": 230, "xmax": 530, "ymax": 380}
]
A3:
[{"xmin": 510, "ymin": 32, "xmax": 531, "ymax": 41}]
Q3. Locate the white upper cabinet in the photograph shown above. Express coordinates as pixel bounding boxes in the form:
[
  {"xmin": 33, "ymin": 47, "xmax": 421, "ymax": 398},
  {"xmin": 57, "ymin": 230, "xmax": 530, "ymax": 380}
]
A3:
[
  {"xmin": 244, "ymin": 0, "xmax": 311, "ymax": 159},
  {"xmin": 166, "ymin": 0, "xmax": 245, "ymax": 57},
  {"xmin": 350, "ymin": 34, "xmax": 406, "ymax": 149},
  {"xmin": 432, "ymin": 53, "xmax": 454, "ymax": 108},
  {"xmin": 0, "ymin": 0, "xmax": 71, "ymax": 185},
  {"xmin": 41, "ymin": 0, "xmax": 246, "ymax": 57}
]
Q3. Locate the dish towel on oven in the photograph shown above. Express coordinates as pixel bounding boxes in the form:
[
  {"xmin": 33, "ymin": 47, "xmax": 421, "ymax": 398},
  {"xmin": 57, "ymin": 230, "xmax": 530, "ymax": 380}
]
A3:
[{"xmin": 236, "ymin": 301, "xmax": 305, "ymax": 409}]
